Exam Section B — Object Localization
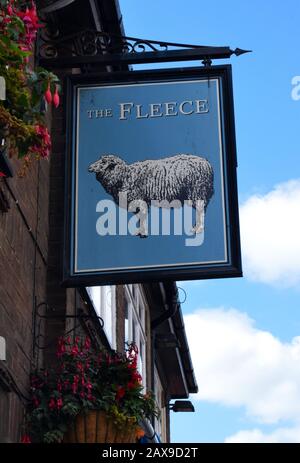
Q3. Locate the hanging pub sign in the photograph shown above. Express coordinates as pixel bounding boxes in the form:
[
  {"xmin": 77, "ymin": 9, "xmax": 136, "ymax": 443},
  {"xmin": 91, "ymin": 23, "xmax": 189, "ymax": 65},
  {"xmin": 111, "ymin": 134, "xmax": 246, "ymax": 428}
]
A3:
[{"xmin": 63, "ymin": 65, "xmax": 242, "ymax": 286}]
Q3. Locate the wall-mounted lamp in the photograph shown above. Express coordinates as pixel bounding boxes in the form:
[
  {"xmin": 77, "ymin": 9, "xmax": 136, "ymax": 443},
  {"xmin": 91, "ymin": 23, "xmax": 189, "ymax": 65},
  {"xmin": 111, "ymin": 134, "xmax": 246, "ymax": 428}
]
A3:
[{"xmin": 169, "ymin": 400, "xmax": 195, "ymax": 413}]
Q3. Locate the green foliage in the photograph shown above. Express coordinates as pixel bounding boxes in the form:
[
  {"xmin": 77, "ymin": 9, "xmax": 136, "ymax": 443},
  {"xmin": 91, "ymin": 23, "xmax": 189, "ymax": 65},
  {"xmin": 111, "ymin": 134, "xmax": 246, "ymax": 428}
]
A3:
[
  {"xmin": 25, "ymin": 337, "xmax": 158, "ymax": 443},
  {"xmin": 0, "ymin": 1, "xmax": 60, "ymax": 173}
]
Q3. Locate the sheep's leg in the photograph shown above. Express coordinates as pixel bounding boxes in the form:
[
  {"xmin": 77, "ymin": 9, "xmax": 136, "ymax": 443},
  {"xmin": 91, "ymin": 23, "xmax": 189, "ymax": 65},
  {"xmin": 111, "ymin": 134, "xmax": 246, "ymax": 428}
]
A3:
[
  {"xmin": 128, "ymin": 201, "xmax": 149, "ymax": 238},
  {"xmin": 135, "ymin": 208, "xmax": 148, "ymax": 238},
  {"xmin": 191, "ymin": 200, "xmax": 205, "ymax": 234}
]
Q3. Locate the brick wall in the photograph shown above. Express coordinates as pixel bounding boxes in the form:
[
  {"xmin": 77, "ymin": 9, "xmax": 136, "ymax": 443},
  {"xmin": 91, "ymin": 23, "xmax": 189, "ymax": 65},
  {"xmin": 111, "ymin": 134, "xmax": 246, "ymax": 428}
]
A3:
[{"xmin": 0, "ymin": 155, "xmax": 50, "ymax": 442}]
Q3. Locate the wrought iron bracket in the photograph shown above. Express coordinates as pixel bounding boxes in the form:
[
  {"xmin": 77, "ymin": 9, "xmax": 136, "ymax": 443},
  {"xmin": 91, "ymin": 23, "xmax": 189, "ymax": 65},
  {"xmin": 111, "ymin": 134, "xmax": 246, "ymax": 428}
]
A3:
[
  {"xmin": 33, "ymin": 301, "xmax": 104, "ymax": 353},
  {"xmin": 37, "ymin": 28, "xmax": 251, "ymax": 69}
]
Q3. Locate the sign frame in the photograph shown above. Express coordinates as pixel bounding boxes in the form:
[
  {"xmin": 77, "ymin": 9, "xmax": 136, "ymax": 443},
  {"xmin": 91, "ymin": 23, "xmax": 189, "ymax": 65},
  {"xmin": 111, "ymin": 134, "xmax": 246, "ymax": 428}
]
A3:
[{"xmin": 63, "ymin": 65, "xmax": 242, "ymax": 286}]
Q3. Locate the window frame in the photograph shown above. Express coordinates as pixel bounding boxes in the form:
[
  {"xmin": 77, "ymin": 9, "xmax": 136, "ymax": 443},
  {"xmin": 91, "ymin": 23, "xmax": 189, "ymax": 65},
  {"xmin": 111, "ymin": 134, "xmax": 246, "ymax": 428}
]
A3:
[
  {"xmin": 124, "ymin": 285, "xmax": 147, "ymax": 387},
  {"xmin": 85, "ymin": 285, "xmax": 116, "ymax": 349}
]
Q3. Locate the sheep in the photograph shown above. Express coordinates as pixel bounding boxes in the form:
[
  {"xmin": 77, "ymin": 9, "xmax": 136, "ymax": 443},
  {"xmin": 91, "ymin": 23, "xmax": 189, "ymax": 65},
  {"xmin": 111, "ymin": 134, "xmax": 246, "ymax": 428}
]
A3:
[{"xmin": 88, "ymin": 154, "xmax": 214, "ymax": 235}]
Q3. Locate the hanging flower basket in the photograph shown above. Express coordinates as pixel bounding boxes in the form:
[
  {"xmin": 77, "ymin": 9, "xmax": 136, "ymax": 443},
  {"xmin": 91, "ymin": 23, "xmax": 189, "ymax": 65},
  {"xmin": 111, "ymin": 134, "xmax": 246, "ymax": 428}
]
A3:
[
  {"xmin": 0, "ymin": 1, "xmax": 60, "ymax": 176},
  {"xmin": 63, "ymin": 410, "xmax": 137, "ymax": 443},
  {"xmin": 22, "ymin": 337, "xmax": 157, "ymax": 443}
]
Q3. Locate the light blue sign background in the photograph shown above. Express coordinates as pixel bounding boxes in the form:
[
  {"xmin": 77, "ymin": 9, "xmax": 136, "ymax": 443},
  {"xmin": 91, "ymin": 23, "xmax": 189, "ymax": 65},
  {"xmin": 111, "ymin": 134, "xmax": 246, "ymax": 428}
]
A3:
[{"xmin": 71, "ymin": 78, "xmax": 229, "ymax": 273}]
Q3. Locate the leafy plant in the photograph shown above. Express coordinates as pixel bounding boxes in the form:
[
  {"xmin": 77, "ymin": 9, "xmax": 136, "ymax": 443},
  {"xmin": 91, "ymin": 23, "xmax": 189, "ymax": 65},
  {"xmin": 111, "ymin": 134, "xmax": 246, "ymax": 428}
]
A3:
[
  {"xmin": 0, "ymin": 0, "xmax": 60, "ymax": 176},
  {"xmin": 23, "ymin": 337, "xmax": 158, "ymax": 443}
]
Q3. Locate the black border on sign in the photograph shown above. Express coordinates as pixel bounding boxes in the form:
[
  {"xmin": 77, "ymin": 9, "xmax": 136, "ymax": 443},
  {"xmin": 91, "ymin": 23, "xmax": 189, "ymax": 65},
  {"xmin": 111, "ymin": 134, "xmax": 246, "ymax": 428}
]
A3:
[{"xmin": 63, "ymin": 65, "xmax": 242, "ymax": 286}]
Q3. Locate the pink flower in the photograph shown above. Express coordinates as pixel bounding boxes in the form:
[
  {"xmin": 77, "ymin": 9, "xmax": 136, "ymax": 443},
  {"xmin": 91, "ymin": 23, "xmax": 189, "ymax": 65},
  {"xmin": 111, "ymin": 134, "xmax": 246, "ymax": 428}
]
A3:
[
  {"xmin": 53, "ymin": 85, "xmax": 60, "ymax": 108},
  {"xmin": 56, "ymin": 398, "xmax": 63, "ymax": 409},
  {"xmin": 32, "ymin": 124, "xmax": 51, "ymax": 158},
  {"xmin": 7, "ymin": 5, "xmax": 13, "ymax": 16},
  {"xmin": 44, "ymin": 83, "xmax": 52, "ymax": 104},
  {"xmin": 76, "ymin": 362, "xmax": 84, "ymax": 372},
  {"xmin": 48, "ymin": 398, "xmax": 56, "ymax": 410},
  {"xmin": 72, "ymin": 375, "xmax": 79, "ymax": 393},
  {"xmin": 71, "ymin": 345, "xmax": 79, "ymax": 356},
  {"xmin": 56, "ymin": 338, "xmax": 66, "ymax": 357},
  {"xmin": 86, "ymin": 381, "xmax": 92, "ymax": 390},
  {"xmin": 84, "ymin": 337, "xmax": 91, "ymax": 350},
  {"xmin": 16, "ymin": 4, "xmax": 43, "ymax": 49}
]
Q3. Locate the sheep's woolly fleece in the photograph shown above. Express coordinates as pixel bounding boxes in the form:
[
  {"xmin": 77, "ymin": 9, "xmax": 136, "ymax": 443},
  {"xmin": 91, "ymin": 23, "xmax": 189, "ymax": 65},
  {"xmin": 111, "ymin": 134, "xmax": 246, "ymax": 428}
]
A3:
[{"xmin": 88, "ymin": 154, "xmax": 214, "ymax": 209}]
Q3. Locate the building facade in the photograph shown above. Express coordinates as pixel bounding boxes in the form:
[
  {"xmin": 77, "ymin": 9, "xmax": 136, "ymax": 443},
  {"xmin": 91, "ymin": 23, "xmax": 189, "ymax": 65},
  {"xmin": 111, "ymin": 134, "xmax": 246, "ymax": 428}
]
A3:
[{"xmin": 0, "ymin": 0, "xmax": 197, "ymax": 443}]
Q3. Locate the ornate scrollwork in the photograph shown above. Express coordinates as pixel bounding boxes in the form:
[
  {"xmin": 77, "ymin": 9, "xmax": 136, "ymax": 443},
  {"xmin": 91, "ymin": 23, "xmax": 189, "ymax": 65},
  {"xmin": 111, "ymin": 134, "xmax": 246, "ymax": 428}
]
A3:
[
  {"xmin": 37, "ymin": 28, "xmax": 251, "ymax": 68},
  {"xmin": 38, "ymin": 29, "xmax": 206, "ymax": 60}
]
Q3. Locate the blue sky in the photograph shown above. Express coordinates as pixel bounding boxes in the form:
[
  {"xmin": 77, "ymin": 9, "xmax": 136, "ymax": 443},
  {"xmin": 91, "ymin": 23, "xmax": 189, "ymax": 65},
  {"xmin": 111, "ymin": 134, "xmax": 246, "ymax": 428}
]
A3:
[{"xmin": 119, "ymin": 0, "xmax": 300, "ymax": 443}]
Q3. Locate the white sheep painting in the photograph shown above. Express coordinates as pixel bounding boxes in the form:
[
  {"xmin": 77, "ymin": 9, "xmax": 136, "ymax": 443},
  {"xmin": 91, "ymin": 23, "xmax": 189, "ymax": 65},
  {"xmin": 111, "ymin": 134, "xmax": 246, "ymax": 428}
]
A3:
[{"xmin": 88, "ymin": 154, "xmax": 214, "ymax": 236}]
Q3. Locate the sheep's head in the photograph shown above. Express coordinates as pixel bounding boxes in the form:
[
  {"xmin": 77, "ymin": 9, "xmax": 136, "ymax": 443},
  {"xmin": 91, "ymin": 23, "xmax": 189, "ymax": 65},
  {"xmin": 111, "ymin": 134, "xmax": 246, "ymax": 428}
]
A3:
[
  {"xmin": 88, "ymin": 154, "xmax": 124, "ymax": 176},
  {"xmin": 88, "ymin": 155, "xmax": 126, "ymax": 197}
]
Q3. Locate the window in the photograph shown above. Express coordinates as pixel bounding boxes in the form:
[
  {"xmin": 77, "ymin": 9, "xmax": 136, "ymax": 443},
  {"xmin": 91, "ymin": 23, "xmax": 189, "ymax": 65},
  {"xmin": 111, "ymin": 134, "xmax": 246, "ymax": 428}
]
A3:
[
  {"xmin": 125, "ymin": 285, "xmax": 147, "ymax": 387},
  {"xmin": 86, "ymin": 286, "xmax": 116, "ymax": 349}
]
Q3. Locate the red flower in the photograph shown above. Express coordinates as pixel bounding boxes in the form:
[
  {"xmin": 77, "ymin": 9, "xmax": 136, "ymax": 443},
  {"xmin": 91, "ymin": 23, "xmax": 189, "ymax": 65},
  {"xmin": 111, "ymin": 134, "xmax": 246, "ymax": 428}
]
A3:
[
  {"xmin": 16, "ymin": 4, "xmax": 43, "ymax": 50},
  {"xmin": 76, "ymin": 362, "xmax": 84, "ymax": 372},
  {"xmin": 116, "ymin": 386, "xmax": 126, "ymax": 401},
  {"xmin": 132, "ymin": 371, "xmax": 142, "ymax": 383},
  {"xmin": 48, "ymin": 398, "xmax": 56, "ymax": 410},
  {"xmin": 32, "ymin": 396, "xmax": 40, "ymax": 408},
  {"xmin": 127, "ymin": 363, "xmax": 136, "ymax": 370},
  {"xmin": 21, "ymin": 434, "xmax": 31, "ymax": 443},
  {"xmin": 127, "ymin": 381, "xmax": 137, "ymax": 390},
  {"xmin": 71, "ymin": 345, "xmax": 79, "ymax": 356},
  {"xmin": 7, "ymin": 3, "xmax": 13, "ymax": 16},
  {"xmin": 86, "ymin": 381, "xmax": 92, "ymax": 392},
  {"xmin": 56, "ymin": 398, "xmax": 63, "ymax": 409},
  {"xmin": 0, "ymin": 172, "xmax": 6, "ymax": 178},
  {"xmin": 31, "ymin": 124, "xmax": 51, "ymax": 158},
  {"xmin": 84, "ymin": 337, "xmax": 91, "ymax": 350},
  {"xmin": 72, "ymin": 375, "xmax": 79, "ymax": 393},
  {"xmin": 56, "ymin": 338, "xmax": 66, "ymax": 357}
]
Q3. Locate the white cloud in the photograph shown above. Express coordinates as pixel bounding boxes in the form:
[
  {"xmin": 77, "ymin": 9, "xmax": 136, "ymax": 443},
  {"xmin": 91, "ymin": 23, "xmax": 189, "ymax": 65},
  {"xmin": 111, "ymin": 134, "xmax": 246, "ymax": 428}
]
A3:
[
  {"xmin": 185, "ymin": 308, "xmax": 300, "ymax": 424},
  {"xmin": 240, "ymin": 179, "xmax": 300, "ymax": 287},
  {"xmin": 225, "ymin": 426, "xmax": 300, "ymax": 443}
]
